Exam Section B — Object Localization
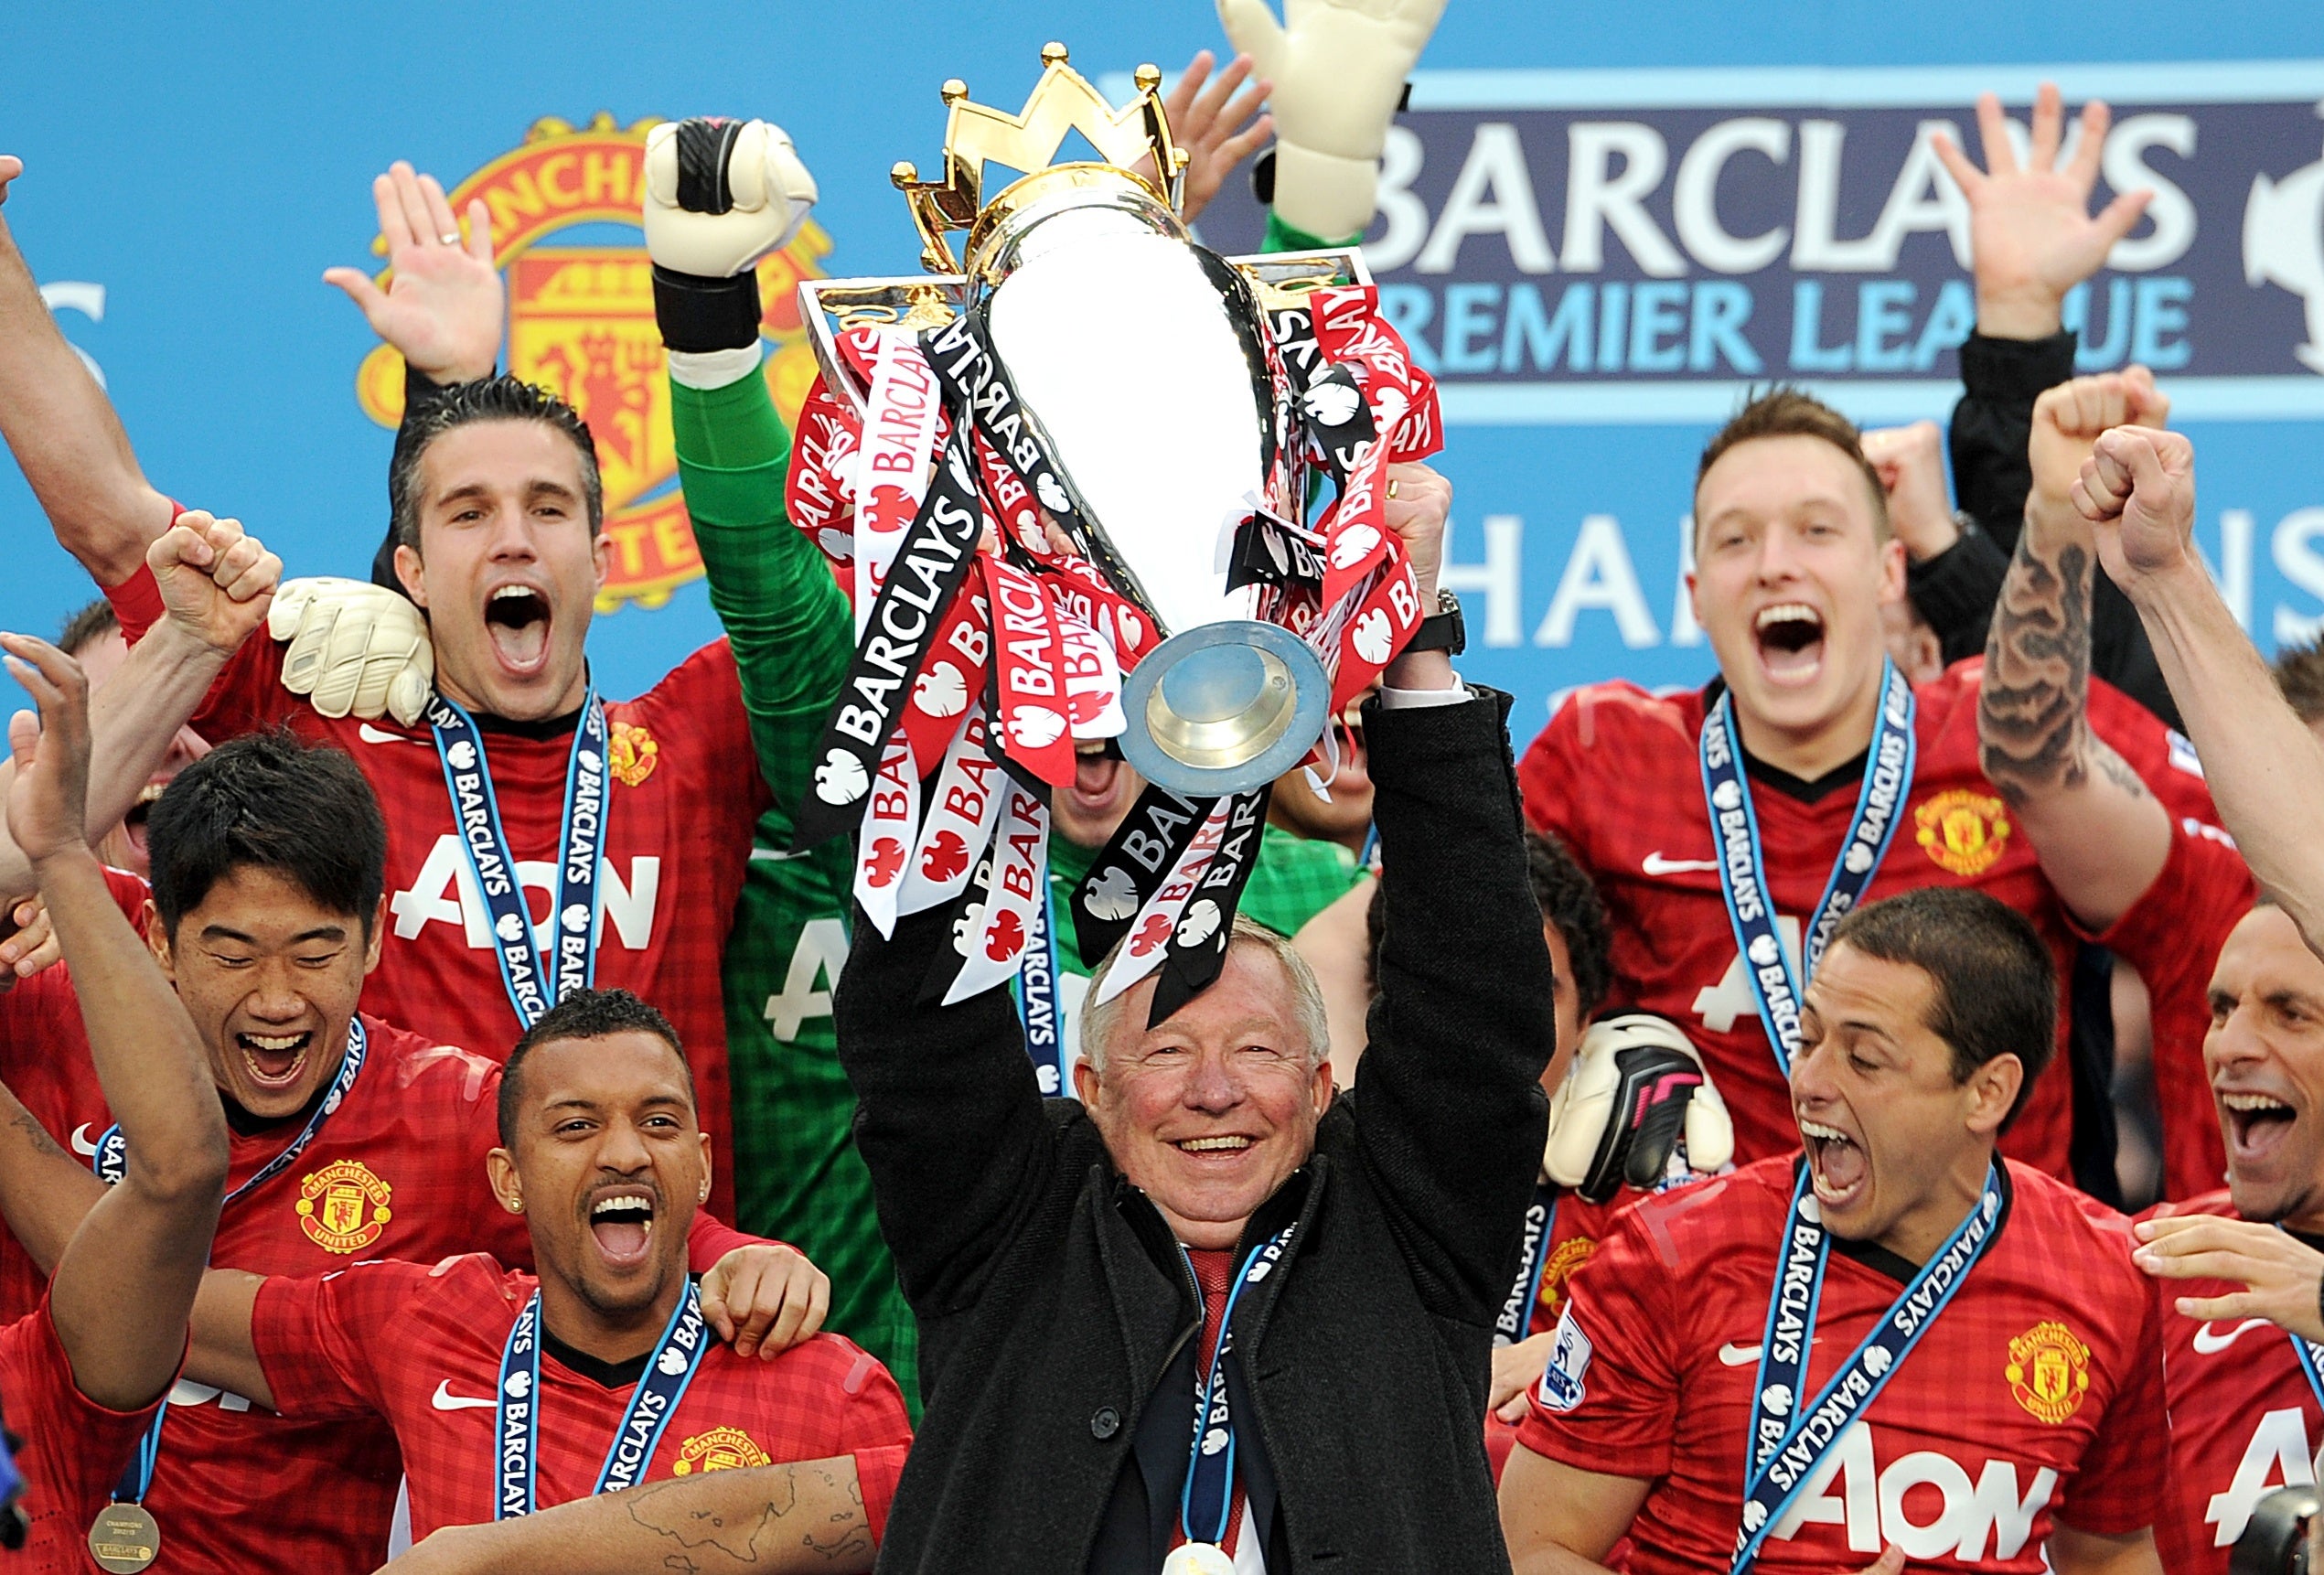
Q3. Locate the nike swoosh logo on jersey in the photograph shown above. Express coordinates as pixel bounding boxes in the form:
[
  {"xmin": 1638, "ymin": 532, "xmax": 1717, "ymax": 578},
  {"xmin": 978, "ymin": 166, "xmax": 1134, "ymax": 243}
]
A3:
[
  {"xmin": 2190, "ymin": 1318, "xmax": 2275, "ymax": 1354},
  {"xmin": 357, "ymin": 723, "xmax": 421, "ymax": 745},
  {"xmin": 1719, "ymin": 1338, "xmax": 1819, "ymax": 1366},
  {"xmin": 70, "ymin": 1123, "xmax": 99, "ymax": 1157},
  {"xmin": 430, "ymin": 1380, "xmax": 498, "ymax": 1411},
  {"xmin": 1643, "ymin": 852, "xmax": 1720, "ymax": 876}
]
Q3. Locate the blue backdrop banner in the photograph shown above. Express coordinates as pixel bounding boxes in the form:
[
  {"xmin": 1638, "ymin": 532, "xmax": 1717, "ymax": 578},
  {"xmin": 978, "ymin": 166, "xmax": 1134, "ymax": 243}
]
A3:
[{"xmin": 4, "ymin": 2, "xmax": 2322, "ymax": 730}]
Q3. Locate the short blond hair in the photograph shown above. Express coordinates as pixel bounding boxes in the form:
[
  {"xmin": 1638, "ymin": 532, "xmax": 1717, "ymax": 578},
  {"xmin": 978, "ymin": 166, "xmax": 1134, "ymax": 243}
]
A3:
[{"xmin": 1081, "ymin": 915, "xmax": 1330, "ymax": 1074}]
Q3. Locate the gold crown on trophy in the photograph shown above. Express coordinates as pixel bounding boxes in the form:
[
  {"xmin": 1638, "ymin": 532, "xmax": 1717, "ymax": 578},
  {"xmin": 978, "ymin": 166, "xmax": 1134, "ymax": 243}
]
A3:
[{"xmin": 890, "ymin": 42, "xmax": 1192, "ymax": 279}]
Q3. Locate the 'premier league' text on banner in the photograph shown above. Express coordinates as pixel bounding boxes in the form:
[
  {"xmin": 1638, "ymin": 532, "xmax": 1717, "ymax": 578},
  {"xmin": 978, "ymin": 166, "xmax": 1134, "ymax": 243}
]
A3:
[{"xmin": 1178, "ymin": 62, "xmax": 2324, "ymax": 424}]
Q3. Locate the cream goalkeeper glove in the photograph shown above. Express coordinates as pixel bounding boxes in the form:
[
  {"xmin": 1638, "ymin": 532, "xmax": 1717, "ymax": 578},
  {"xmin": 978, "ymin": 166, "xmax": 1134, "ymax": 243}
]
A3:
[
  {"xmin": 1217, "ymin": 0, "xmax": 1447, "ymax": 241},
  {"xmin": 267, "ymin": 578, "xmax": 434, "ymax": 725},
  {"xmin": 1545, "ymin": 1013, "xmax": 1735, "ymax": 1204},
  {"xmin": 642, "ymin": 118, "xmax": 818, "ymax": 280}
]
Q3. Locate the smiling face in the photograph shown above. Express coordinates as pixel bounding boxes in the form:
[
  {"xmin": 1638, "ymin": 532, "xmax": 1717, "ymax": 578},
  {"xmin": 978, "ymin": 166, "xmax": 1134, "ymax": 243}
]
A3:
[
  {"xmin": 149, "ymin": 866, "xmax": 381, "ymax": 1120},
  {"xmin": 2206, "ymin": 905, "xmax": 2324, "ymax": 1228},
  {"xmin": 393, "ymin": 419, "xmax": 606, "ymax": 722},
  {"xmin": 70, "ymin": 627, "xmax": 209, "ymax": 876},
  {"xmin": 1789, "ymin": 941, "xmax": 2019, "ymax": 1259},
  {"xmin": 488, "ymin": 1030, "xmax": 707, "ymax": 1340},
  {"xmin": 1073, "ymin": 942, "xmax": 1333, "ymax": 1249},
  {"xmin": 1691, "ymin": 434, "xmax": 1906, "ymax": 770}
]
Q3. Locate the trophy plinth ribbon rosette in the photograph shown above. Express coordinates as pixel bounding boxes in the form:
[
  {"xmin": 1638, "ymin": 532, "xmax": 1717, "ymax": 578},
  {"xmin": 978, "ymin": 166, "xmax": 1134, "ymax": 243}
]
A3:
[{"xmin": 787, "ymin": 43, "xmax": 1440, "ymax": 1023}]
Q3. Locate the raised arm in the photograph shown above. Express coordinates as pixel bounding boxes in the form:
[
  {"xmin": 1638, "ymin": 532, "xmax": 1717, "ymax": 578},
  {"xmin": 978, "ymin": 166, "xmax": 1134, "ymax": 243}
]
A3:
[
  {"xmin": 1354, "ymin": 466, "xmax": 1559, "ymax": 1323},
  {"xmin": 1931, "ymin": 84, "xmax": 2177, "ymax": 721},
  {"xmin": 0, "ymin": 512, "xmax": 278, "ymax": 903},
  {"xmin": 0, "ymin": 157, "xmax": 176, "ymax": 584},
  {"xmin": 7, "ymin": 633, "xmax": 229, "ymax": 1411},
  {"xmin": 639, "ymin": 117, "xmax": 851, "ymax": 825},
  {"xmin": 377, "ymin": 1460, "xmax": 876, "ymax": 1575},
  {"xmin": 2077, "ymin": 425, "xmax": 2324, "ymax": 957},
  {"xmin": 1977, "ymin": 372, "xmax": 2173, "ymax": 931}
]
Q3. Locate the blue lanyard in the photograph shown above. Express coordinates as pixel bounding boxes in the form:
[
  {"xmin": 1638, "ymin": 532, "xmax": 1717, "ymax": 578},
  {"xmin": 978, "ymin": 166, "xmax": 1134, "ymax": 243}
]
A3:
[
  {"xmin": 2274, "ymin": 1228, "xmax": 2324, "ymax": 1409},
  {"xmin": 94, "ymin": 1019, "xmax": 370, "ymax": 1505},
  {"xmin": 496, "ymin": 1280, "xmax": 710, "ymax": 1518},
  {"xmin": 1730, "ymin": 1162, "xmax": 2007, "ymax": 1575},
  {"xmin": 1017, "ymin": 882, "xmax": 1066, "ymax": 1095},
  {"xmin": 426, "ymin": 690, "xmax": 609, "ymax": 1029},
  {"xmin": 1496, "ymin": 1184, "xmax": 1558, "ymax": 1346},
  {"xmin": 1698, "ymin": 662, "xmax": 1915, "ymax": 1072},
  {"xmin": 1179, "ymin": 1225, "xmax": 1297, "ymax": 1550}
]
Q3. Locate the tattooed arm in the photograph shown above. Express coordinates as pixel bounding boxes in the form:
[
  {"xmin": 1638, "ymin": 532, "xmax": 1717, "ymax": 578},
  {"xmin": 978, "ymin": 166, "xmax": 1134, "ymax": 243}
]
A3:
[
  {"xmin": 373, "ymin": 1458, "xmax": 878, "ymax": 1575},
  {"xmin": 1977, "ymin": 374, "xmax": 2172, "ymax": 931}
]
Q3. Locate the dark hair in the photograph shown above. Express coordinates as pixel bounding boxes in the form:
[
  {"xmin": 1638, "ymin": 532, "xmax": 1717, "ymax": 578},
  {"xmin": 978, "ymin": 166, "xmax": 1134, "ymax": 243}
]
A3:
[
  {"xmin": 1362, "ymin": 830, "xmax": 1612, "ymax": 1015},
  {"xmin": 1826, "ymin": 886, "xmax": 2056, "ymax": 1130},
  {"xmin": 146, "ymin": 730, "xmax": 387, "ymax": 938},
  {"xmin": 497, "ymin": 988, "xmax": 692, "ymax": 1146},
  {"xmin": 1694, "ymin": 386, "xmax": 1890, "ymax": 542},
  {"xmin": 2275, "ymin": 640, "xmax": 2324, "ymax": 726},
  {"xmin": 56, "ymin": 597, "xmax": 119, "ymax": 657},
  {"xmin": 387, "ymin": 375, "xmax": 604, "ymax": 553}
]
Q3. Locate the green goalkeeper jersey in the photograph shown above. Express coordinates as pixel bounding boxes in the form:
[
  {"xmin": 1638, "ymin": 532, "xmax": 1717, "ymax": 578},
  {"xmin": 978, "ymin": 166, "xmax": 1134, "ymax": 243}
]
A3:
[{"xmin": 674, "ymin": 370, "xmax": 920, "ymax": 1413}]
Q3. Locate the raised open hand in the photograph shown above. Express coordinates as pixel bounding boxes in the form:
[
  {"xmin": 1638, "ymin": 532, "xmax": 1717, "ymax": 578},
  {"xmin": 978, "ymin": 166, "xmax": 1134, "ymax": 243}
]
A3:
[
  {"xmin": 1931, "ymin": 83, "xmax": 2153, "ymax": 339},
  {"xmin": 1148, "ymin": 50, "xmax": 1274, "ymax": 225},
  {"xmin": 324, "ymin": 162, "xmax": 502, "ymax": 384}
]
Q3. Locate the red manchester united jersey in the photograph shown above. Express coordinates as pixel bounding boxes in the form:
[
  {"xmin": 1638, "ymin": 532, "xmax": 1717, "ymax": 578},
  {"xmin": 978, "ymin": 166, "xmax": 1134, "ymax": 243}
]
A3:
[
  {"xmin": 105, "ymin": 569, "xmax": 768, "ymax": 1219},
  {"xmin": 1519, "ymin": 663, "xmax": 2189, "ymax": 1177},
  {"xmin": 2095, "ymin": 826, "xmax": 2254, "ymax": 1202},
  {"xmin": 0, "ymin": 1298, "xmax": 165, "ymax": 1574},
  {"xmin": 252, "ymin": 1255, "xmax": 912, "ymax": 1547},
  {"xmin": 0, "ymin": 988, "xmax": 753, "ymax": 1575},
  {"xmin": 2142, "ymin": 1193, "xmax": 2320, "ymax": 1575},
  {"xmin": 1516, "ymin": 1156, "xmax": 2165, "ymax": 1575}
]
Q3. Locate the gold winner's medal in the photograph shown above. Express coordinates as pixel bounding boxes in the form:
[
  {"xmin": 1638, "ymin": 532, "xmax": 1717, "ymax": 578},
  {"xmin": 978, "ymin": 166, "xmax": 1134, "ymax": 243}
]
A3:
[
  {"xmin": 88, "ymin": 1503, "xmax": 160, "ymax": 1573},
  {"xmin": 1161, "ymin": 1542, "xmax": 1236, "ymax": 1575}
]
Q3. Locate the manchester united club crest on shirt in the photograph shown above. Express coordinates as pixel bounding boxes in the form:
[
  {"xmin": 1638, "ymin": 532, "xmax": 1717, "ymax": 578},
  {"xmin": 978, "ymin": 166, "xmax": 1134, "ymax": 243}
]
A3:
[
  {"xmin": 1914, "ymin": 788, "xmax": 2013, "ymax": 877},
  {"xmin": 295, "ymin": 1159, "xmax": 394, "ymax": 1254},
  {"xmin": 2007, "ymin": 1321, "xmax": 2092, "ymax": 1425},
  {"xmin": 1536, "ymin": 1236, "xmax": 1596, "ymax": 1326},
  {"xmin": 607, "ymin": 721, "xmax": 659, "ymax": 788},
  {"xmin": 670, "ymin": 1425, "xmax": 771, "ymax": 1474}
]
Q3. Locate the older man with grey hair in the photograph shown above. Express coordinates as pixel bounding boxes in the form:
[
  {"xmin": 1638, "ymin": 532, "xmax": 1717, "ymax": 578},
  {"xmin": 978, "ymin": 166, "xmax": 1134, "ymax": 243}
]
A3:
[{"xmin": 832, "ymin": 463, "xmax": 1559, "ymax": 1575}]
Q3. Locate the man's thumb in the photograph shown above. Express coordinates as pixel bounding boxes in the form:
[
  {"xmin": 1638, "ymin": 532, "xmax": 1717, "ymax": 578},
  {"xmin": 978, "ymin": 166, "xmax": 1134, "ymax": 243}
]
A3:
[{"xmin": 1865, "ymin": 1545, "xmax": 1907, "ymax": 1575}]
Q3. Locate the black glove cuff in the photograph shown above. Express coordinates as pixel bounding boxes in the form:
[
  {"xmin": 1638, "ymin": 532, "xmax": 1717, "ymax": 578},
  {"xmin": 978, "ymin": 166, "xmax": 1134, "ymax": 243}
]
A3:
[{"xmin": 651, "ymin": 265, "xmax": 763, "ymax": 356}]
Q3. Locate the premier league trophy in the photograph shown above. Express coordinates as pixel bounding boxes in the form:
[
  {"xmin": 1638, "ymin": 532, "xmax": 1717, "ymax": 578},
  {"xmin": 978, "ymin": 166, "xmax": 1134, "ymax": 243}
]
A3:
[{"xmin": 787, "ymin": 45, "xmax": 1440, "ymax": 1023}]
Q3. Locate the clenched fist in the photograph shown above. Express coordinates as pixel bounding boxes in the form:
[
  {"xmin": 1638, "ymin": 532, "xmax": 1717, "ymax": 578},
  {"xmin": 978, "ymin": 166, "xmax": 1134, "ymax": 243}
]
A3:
[
  {"xmin": 643, "ymin": 118, "xmax": 818, "ymax": 281},
  {"xmin": 2072, "ymin": 425, "xmax": 2199, "ymax": 591}
]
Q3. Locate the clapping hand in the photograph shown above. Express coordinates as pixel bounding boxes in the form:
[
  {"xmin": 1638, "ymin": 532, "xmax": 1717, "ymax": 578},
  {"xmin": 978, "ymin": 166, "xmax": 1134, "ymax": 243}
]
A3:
[{"xmin": 1, "ymin": 635, "xmax": 91, "ymax": 872}]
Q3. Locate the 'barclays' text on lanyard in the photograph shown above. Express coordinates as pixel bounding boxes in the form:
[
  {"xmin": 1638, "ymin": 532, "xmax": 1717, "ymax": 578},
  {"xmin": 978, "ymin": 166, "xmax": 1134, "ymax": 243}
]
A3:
[
  {"xmin": 91, "ymin": 1020, "xmax": 372, "ymax": 1510},
  {"xmin": 1730, "ymin": 1161, "xmax": 2008, "ymax": 1575},
  {"xmin": 428, "ymin": 691, "xmax": 610, "ymax": 1028},
  {"xmin": 1175, "ymin": 1225, "xmax": 1297, "ymax": 1561},
  {"xmin": 1699, "ymin": 661, "xmax": 1915, "ymax": 1072},
  {"xmin": 496, "ymin": 1280, "xmax": 710, "ymax": 1518}
]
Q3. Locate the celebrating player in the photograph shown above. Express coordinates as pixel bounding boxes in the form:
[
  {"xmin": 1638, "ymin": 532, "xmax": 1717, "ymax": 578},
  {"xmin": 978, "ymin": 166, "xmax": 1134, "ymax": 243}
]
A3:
[
  {"xmin": 0, "ymin": 720, "xmax": 825, "ymax": 1575},
  {"xmin": 2116, "ymin": 899, "xmax": 2324, "ymax": 1574},
  {"xmin": 1500, "ymin": 886, "xmax": 2167, "ymax": 1575},
  {"xmin": 181, "ymin": 988, "xmax": 911, "ymax": 1573},
  {"xmin": 0, "ymin": 631, "xmax": 230, "ymax": 1570},
  {"xmin": 0, "ymin": 156, "xmax": 801, "ymax": 1220},
  {"xmin": 1518, "ymin": 380, "xmax": 2197, "ymax": 1184}
]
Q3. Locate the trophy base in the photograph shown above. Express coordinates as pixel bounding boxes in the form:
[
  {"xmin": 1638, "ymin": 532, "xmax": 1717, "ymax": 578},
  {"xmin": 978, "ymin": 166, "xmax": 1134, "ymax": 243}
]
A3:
[{"xmin": 1119, "ymin": 621, "xmax": 1330, "ymax": 798}]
